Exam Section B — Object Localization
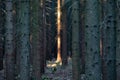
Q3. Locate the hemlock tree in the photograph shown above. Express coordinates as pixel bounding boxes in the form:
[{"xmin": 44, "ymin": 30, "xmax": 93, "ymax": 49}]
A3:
[
  {"xmin": 116, "ymin": 0, "xmax": 120, "ymax": 80},
  {"xmin": 84, "ymin": 0, "xmax": 101, "ymax": 80},
  {"xmin": 5, "ymin": 0, "xmax": 15, "ymax": 80},
  {"xmin": 18, "ymin": 0, "xmax": 30, "ymax": 80},
  {"xmin": 71, "ymin": 0, "xmax": 81, "ymax": 80},
  {"xmin": 102, "ymin": 0, "xmax": 116, "ymax": 80},
  {"xmin": 30, "ymin": 0, "xmax": 42, "ymax": 79}
]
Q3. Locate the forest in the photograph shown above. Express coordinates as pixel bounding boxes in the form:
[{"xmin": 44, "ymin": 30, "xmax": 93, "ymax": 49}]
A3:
[{"xmin": 0, "ymin": 0, "xmax": 120, "ymax": 80}]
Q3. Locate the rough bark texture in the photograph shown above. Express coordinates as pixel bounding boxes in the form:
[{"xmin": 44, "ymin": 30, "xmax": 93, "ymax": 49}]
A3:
[
  {"xmin": 102, "ymin": 0, "xmax": 116, "ymax": 80},
  {"xmin": 85, "ymin": 0, "xmax": 101, "ymax": 80},
  {"xmin": 5, "ymin": 0, "xmax": 15, "ymax": 80},
  {"xmin": 18, "ymin": 0, "xmax": 30, "ymax": 80},
  {"xmin": 31, "ymin": 0, "xmax": 42, "ymax": 79},
  {"xmin": 71, "ymin": 0, "xmax": 81, "ymax": 80},
  {"xmin": 116, "ymin": 0, "xmax": 120, "ymax": 80}
]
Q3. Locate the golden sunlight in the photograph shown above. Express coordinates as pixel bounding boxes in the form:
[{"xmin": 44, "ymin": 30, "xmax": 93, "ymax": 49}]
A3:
[{"xmin": 56, "ymin": 0, "xmax": 62, "ymax": 63}]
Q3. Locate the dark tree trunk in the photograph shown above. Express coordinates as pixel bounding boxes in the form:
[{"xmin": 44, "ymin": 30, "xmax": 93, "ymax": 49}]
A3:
[
  {"xmin": 80, "ymin": 0, "xmax": 85, "ymax": 74},
  {"xmin": 5, "ymin": 0, "xmax": 15, "ymax": 80},
  {"xmin": 61, "ymin": 0, "xmax": 68, "ymax": 67},
  {"xmin": 116, "ymin": 0, "xmax": 120, "ymax": 80},
  {"xmin": 43, "ymin": 0, "xmax": 47, "ymax": 68},
  {"xmin": 40, "ymin": 0, "xmax": 45, "ymax": 74},
  {"xmin": 0, "ymin": 1, "xmax": 5, "ymax": 70},
  {"xmin": 102, "ymin": 0, "xmax": 116, "ymax": 80},
  {"xmin": 30, "ymin": 0, "xmax": 42, "ymax": 79}
]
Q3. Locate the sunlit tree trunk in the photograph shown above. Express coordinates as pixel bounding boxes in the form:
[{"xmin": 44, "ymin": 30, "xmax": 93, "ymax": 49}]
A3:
[
  {"xmin": 18, "ymin": 0, "xmax": 30, "ymax": 80},
  {"xmin": 71, "ymin": 0, "xmax": 81, "ymax": 80},
  {"xmin": 116, "ymin": 0, "xmax": 120, "ymax": 80},
  {"xmin": 56, "ymin": 0, "xmax": 62, "ymax": 62},
  {"xmin": 30, "ymin": 0, "xmax": 42, "ymax": 79},
  {"xmin": 5, "ymin": 0, "xmax": 15, "ymax": 80},
  {"xmin": 102, "ymin": 0, "xmax": 116, "ymax": 80},
  {"xmin": 85, "ymin": 0, "xmax": 101, "ymax": 80}
]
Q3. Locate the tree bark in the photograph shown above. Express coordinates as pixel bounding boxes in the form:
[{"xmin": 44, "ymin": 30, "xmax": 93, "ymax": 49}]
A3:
[
  {"xmin": 102, "ymin": 0, "xmax": 116, "ymax": 80},
  {"xmin": 5, "ymin": 0, "xmax": 15, "ymax": 80},
  {"xmin": 18, "ymin": 0, "xmax": 30, "ymax": 80},
  {"xmin": 71, "ymin": 0, "xmax": 81, "ymax": 80},
  {"xmin": 116, "ymin": 0, "xmax": 120, "ymax": 80},
  {"xmin": 85, "ymin": 0, "xmax": 101, "ymax": 80},
  {"xmin": 30, "ymin": 0, "xmax": 42, "ymax": 79}
]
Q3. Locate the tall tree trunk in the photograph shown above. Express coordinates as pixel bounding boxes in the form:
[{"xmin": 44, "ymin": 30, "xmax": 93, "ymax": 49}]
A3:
[
  {"xmin": 102, "ymin": 0, "xmax": 116, "ymax": 80},
  {"xmin": 116, "ymin": 1, "xmax": 120, "ymax": 80},
  {"xmin": 0, "ymin": 1, "xmax": 5, "ymax": 70},
  {"xmin": 101, "ymin": 0, "xmax": 106, "ymax": 79},
  {"xmin": 61, "ymin": 0, "xmax": 68, "ymax": 67},
  {"xmin": 15, "ymin": 0, "xmax": 21, "ymax": 78},
  {"xmin": 45, "ymin": 0, "xmax": 52, "ymax": 60},
  {"xmin": 56, "ymin": 0, "xmax": 62, "ymax": 62},
  {"xmin": 40, "ymin": 0, "xmax": 45, "ymax": 74},
  {"xmin": 80, "ymin": 0, "xmax": 85, "ymax": 74},
  {"xmin": 5, "ymin": 0, "xmax": 15, "ymax": 80},
  {"xmin": 43, "ymin": 0, "xmax": 47, "ymax": 68},
  {"xmin": 18, "ymin": 0, "xmax": 30, "ymax": 80},
  {"xmin": 71, "ymin": 0, "xmax": 81, "ymax": 80},
  {"xmin": 85, "ymin": 0, "xmax": 101, "ymax": 80},
  {"xmin": 30, "ymin": 0, "xmax": 42, "ymax": 79}
]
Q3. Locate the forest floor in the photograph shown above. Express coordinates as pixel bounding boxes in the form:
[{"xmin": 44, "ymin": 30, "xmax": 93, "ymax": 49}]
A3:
[
  {"xmin": 0, "ymin": 57, "xmax": 85, "ymax": 80},
  {"xmin": 42, "ymin": 57, "xmax": 72, "ymax": 80},
  {"xmin": 0, "ymin": 58, "xmax": 72, "ymax": 80}
]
